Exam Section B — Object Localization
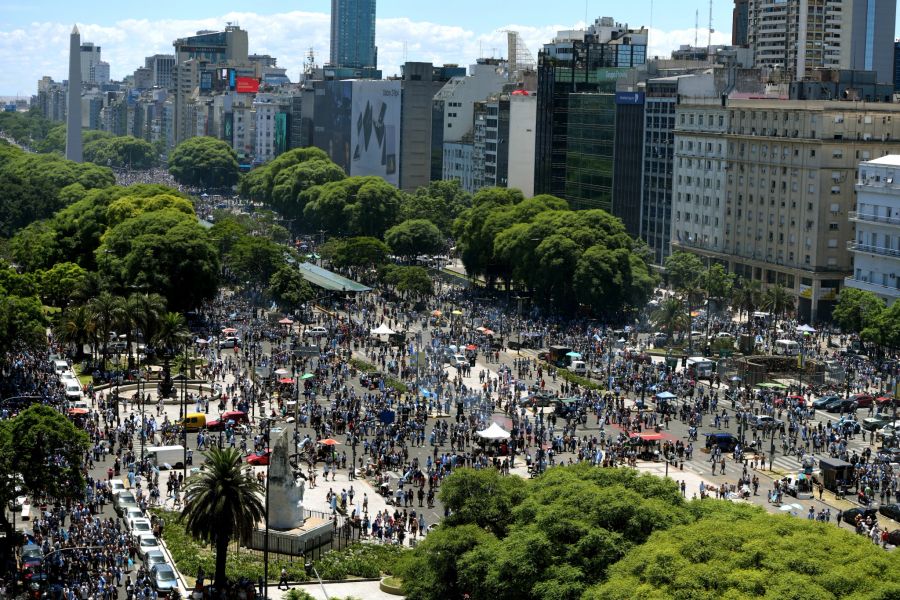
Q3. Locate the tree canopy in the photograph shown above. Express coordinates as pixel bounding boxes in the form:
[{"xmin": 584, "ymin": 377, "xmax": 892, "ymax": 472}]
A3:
[
  {"xmin": 385, "ymin": 219, "xmax": 444, "ymax": 260},
  {"xmin": 303, "ymin": 176, "xmax": 403, "ymax": 238},
  {"xmin": 84, "ymin": 135, "xmax": 157, "ymax": 170},
  {"xmin": 169, "ymin": 136, "xmax": 239, "ymax": 189},
  {"xmin": 833, "ymin": 288, "xmax": 886, "ymax": 334},
  {"xmin": 401, "ymin": 180, "xmax": 472, "ymax": 236}
]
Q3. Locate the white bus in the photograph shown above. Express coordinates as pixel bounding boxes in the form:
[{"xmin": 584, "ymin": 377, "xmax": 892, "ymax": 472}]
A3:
[
  {"xmin": 686, "ymin": 357, "xmax": 715, "ymax": 379},
  {"xmin": 774, "ymin": 339, "xmax": 800, "ymax": 356}
]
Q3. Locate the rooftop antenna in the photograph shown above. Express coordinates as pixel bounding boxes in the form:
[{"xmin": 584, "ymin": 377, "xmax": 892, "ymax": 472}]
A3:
[
  {"xmin": 694, "ymin": 9, "xmax": 699, "ymax": 48},
  {"xmin": 708, "ymin": 0, "xmax": 714, "ymax": 51},
  {"xmin": 403, "ymin": 41, "xmax": 408, "ymax": 63}
]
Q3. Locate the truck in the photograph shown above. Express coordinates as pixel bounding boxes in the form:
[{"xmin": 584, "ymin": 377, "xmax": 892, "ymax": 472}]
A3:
[
  {"xmin": 146, "ymin": 445, "xmax": 187, "ymax": 470},
  {"xmin": 686, "ymin": 357, "xmax": 715, "ymax": 380}
]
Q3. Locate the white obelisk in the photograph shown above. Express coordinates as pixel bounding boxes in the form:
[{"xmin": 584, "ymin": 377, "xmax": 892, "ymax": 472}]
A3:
[{"xmin": 66, "ymin": 25, "xmax": 82, "ymax": 163}]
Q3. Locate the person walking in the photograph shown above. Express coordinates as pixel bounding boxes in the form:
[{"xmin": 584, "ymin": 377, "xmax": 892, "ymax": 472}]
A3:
[{"xmin": 278, "ymin": 567, "xmax": 290, "ymax": 590}]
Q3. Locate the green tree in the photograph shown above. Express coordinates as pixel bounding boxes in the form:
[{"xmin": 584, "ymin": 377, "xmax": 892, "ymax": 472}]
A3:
[
  {"xmin": 121, "ymin": 292, "xmax": 167, "ymax": 369},
  {"xmin": 269, "ymin": 158, "xmax": 346, "ymax": 219},
  {"xmin": 57, "ymin": 304, "xmax": 96, "ymax": 362},
  {"xmin": 439, "ymin": 468, "xmax": 527, "ymax": 537},
  {"xmin": 763, "ymin": 284, "xmax": 794, "ymax": 351},
  {"xmin": 396, "ymin": 266, "xmax": 434, "ymax": 298},
  {"xmin": 663, "ymin": 251, "xmax": 703, "ymax": 290},
  {"xmin": 169, "ymin": 137, "xmax": 239, "ymax": 189},
  {"xmin": 153, "ymin": 311, "xmax": 190, "ymax": 397},
  {"xmin": 268, "ymin": 264, "xmax": 315, "ymax": 310},
  {"xmin": 399, "ymin": 524, "xmax": 497, "ymax": 600},
  {"xmin": 651, "ymin": 297, "xmax": 687, "ymax": 344},
  {"xmin": 37, "ymin": 261, "xmax": 91, "ymax": 307},
  {"xmin": 88, "ymin": 291, "xmax": 124, "ymax": 365},
  {"xmin": 84, "ymin": 136, "xmax": 156, "ymax": 169},
  {"xmin": 832, "ymin": 287, "xmax": 885, "ymax": 334},
  {"xmin": 180, "ymin": 446, "xmax": 265, "ymax": 589},
  {"xmin": 731, "ymin": 278, "xmax": 762, "ymax": 323},
  {"xmin": 7, "ymin": 221, "xmax": 61, "ymax": 272},
  {"xmin": 228, "ymin": 236, "xmax": 285, "ymax": 287},
  {"xmin": 97, "ymin": 209, "xmax": 219, "ymax": 312},
  {"xmin": 401, "ymin": 180, "xmax": 472, "ymax": 236},
  {"xmin": 384, "ymin": 219, "xmax": 444, "ymax": 260},
  {"xmin": 303, "ymin": 176, "xmax": 403, "ymax": 238}
]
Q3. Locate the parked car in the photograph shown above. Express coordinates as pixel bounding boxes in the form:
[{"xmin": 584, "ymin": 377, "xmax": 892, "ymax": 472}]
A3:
[
  {"xmin": 20, "ymin": 544, "xmax": 43, "ymax": 571},
  {"xmin": 217, "ymin": 337, "xmax": 241, "ymax": 349},
  {"xmin": 879, "ymin": 503, "xmax": 900, "ymax": 522},
  {"xmin": 109, "ymin": 479, "xmax": 127, "ymax": 495},
  {"xmin": 842, "ymin": 507, "xmax": 878, "ymax": 524},
  {"xmin": 824, "ymin": 398, "xmax": 857, "ymax": 413},
  {"xmin": 207, "ymin": 410, "xmax": 250, "ymax": 431},
  {"xmin": 122, "ymin": 507, "xmax": 144, "ymax": 525},
  {"xmin": 752, "ymin": 415, "xmax": 783, "ymax": 430},
  {"xmin": 114, "ymin": 491, "xmax": 138, "ymax": 516},
  {"xmin": 835, "ymin": 416, "xmax": 862, "ymax": 434},
  {"xmin": 863, "ymin": 415, "xmax": 894, "ymax": 431},
  {"xmin": 247, "ymin": 449, "xmax": 271, "ymax": 466},
  {"xmin": 137, "ymin": 535, "xmax": 161, "ymax": 563},
  {"xmin": 129, "ymin": 518, "xmax": 153, "ymax": 543},
  {"xmin": 705, "ymin": 432, "xmax": 739, "ymax": 452},
  {"xmin": 811, "ymin": 395, "xmax": 840, "ymax": 409},
  {"xmin": 143, "ymin": 550, "xmax": 168, "ymax": 570},
  {"xmin": 152, "ymin": 564, "xmax": 179, "ymax": 594},
  {"xmin": 304, "ymin": 326, "xmax": 328, "ymax": 338},
  {"xmin": 850, "ymin": 394, "xmax": 875, "ymax": 409}
]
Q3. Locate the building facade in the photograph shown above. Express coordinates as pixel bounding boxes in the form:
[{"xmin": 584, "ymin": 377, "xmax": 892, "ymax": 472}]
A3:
[
  {"xmin": 672, "ymin": 99, "xmax": 900, "ymax": 321},
  {"xmin": 399, "ymin": 62, "xmax": 454, "ymax": 191},
  {"xmin": 845, "ymin": 155, "xmax": 900, "ymax": 304},
  {"xmin": 733, "ymin": 0, "xmax": 750, "ymax": 47},
  {"xmin": 748, "ymin": 0, "xmax": 896, "ymax": 83},
  {"xmin": 535, "ymin": 19, "xmax": 647, "ymax": 209},
  {"xmin": 506, "ymin": 92, "xmax": 537, "ymax": 197},
  {"xmin": 330, "ymin": 0, "xmax": 377, "ymax": 69}
]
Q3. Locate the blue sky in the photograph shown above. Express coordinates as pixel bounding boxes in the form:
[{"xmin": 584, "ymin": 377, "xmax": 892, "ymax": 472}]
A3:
[{"xmin": 1, "ymin": 1, "xmax": 898, "ymax": 96}]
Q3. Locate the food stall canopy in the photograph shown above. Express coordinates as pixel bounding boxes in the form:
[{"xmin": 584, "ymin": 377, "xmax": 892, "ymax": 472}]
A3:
[
  {"xmin": 630, "ymin": 432, "xmax": 664, "ymax": 441},
  {"xmin": 475, "ymin": 422, "xmax": 511, "ymax": 440},
  {"xmin": 371, "ymin": 323, "xmax": 395, "ymax": 335}
]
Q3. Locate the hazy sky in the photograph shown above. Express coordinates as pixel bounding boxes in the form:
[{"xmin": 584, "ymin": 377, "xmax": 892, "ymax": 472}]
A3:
[{"xmin": 1, "ymin": 0, "xmax": 897, "ymax": 96}]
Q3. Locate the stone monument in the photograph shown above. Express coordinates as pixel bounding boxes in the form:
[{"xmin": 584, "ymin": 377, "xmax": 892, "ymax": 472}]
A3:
[{"xmin": 267, "ymin": 427, "xmax": 304, "ymax": 529}]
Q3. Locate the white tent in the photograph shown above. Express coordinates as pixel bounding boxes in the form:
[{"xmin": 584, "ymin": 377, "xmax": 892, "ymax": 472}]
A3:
[
  {"xmin": 475, "ymin": 422, "xmax": 511, "ymax": 440},
  {"xmin": 796, "ymin": 324, "xmax": 817, "ymax": 333},
  {"xmin": 370, "ymin": 323, "xmax": 395, "ymax": 336}
]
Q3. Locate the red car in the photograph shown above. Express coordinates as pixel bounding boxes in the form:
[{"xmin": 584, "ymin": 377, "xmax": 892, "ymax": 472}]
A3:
[
  {"xmin": 246, "ymin": 450, "xmax": 271, "ymax": 466},
  {"xmin": 851, "ymin": 394, "xmax": 875, "ymax": 409},
  {"xmin": 774, "ymin": 395, "xmax": 805, "ymax": 408},
  {"xmin": 207, "ymin": 410, "xmax": 250, "ymax": 431},
  {"xmin": 876, "ymin": 396, "xmax": 898, "ymax": 407}
]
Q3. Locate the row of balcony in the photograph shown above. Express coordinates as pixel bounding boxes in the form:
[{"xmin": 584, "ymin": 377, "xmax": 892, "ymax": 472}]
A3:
[
  {"xmin": 848, "ymin": 211, "xmax": 900, "ymax": 227},
  {"xmin": 847, "ymin": 241, "xmax": 900, "ymax": 259}
]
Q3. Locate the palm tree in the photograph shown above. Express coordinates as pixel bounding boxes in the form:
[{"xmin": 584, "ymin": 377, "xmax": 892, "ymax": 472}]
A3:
[
  {"xmin": 153, "ymin": 312, "xmax": 189, "ymax": 399},
  {"xmin": 731, "ymin": 278, "xmax": 762, "ymax": 323},
  {"xmin": 57, "ymin": 305, "xmax": 95, "ymax": 362},
  {"xmin": 680, "ymin": 282, "xmax": 705, "ymax": 353},
  {"xmin": 88, "ymin": 292, "xmax": 125, "ymax": 368},
  {"xmin": 122, "ymin": 293, "xmax": 167, "ymax": 369},
  {"xmin": 763, "ymin": 284, "xmax": 794, "ymax": 352},
  {"xmin": 651, "ymin": 297, "xmax": 688, "ymax": 346},
  {"xmin": 180, "ymin": 446, "xmax": 265, "ymax": 589}
]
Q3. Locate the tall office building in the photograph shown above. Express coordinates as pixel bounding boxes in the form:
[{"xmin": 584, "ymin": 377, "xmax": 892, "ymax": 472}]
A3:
[
  {"xmin": 534, "ymin": 18, "xmax": 648, "ymax": 211},
  {"xmin": 66, "ymin": 26, "xmax": 82, "ymax": 163},
  {"xmin": 894, "ymin": 41, "xmax": 900, "ymax": 92},
  {"xmin": 145, "ymin": 54, "xmax": 175, "ymax": 89},
  {"xmin": 330, "ymin": 0, "xmax": 377, "ymax": 69},
  {"xmin": 732, "ymin": 0, "xmax": 750, "ymax": 47},
  {"xmin": 80, "ymin": 42, "xmax": 101, "ymax": 84},
  {"xmin": 748, "ymin": 0, "xmax": 896, "ymax": 83}
]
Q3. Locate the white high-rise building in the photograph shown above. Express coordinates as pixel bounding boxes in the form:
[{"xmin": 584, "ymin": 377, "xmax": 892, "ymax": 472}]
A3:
[
  {"xmin": 748, "ymin": 0, "xmax": 896, "ymax": 83},
  {"xmin": 845, "ymin": 155, "xmax": 900, "ymax": 305},
  {"xmin": 80, "ymin": 42, "xmax": 102, "ymax": 84},
  {"xmin": 93, "ymin": 61, "xmax": 110, "ymax": 85}
]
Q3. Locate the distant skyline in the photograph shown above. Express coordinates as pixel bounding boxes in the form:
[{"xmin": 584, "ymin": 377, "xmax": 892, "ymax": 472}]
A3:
[{"xmin": 2, "ymin": 0, "xmax": 899, "ymax": 96}]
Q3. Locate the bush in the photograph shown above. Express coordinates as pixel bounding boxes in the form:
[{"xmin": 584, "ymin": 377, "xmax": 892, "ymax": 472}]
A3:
[
  {"xmin": 316, "ymin": 543, "xmax": 407, "ymax": 580},
  {"xmin": 556, "ymin": 367, "xmax": 601, "ymax": 391}
]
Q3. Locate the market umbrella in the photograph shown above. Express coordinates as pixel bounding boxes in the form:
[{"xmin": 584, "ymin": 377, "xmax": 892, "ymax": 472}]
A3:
[
  {"xmin": 278, "ymin": 318, "xmax": 294, "ymax": 325},
  {"xmin": 566, "ymin": 351, "xmax": 582, "ymax": 358},
  {"xmin": 796, "ymin": 324, "xmax": 817, "ymax": 333},
  {"xmin": 371, "ymin": 323, "xmax": 395, "ymax": 335},
  {"xmin": 729, "ymin": 376, "xmax": 742, "ymax": 382},
  {"xmin": 274, "ymin": 368, "xmax": 289, "ymax": 375},
  {"xmin": 432, "ymin": 310, "xmax": 442, "ymax": 317},
  {"xmin": 656, "ymin": 391, "xmax": 677, "ymax": 400},
  {"xmin": 466, "ymin": 344, "xmax": 478, "ymax": 351},
  {"xmin": 278, "ymin": 377, "xmax": 295, "ymax": 384},
  {"xmin": 451, "ymin": 310, "xmax": 463, "ymax": 315},
  {"xmin": 482, "ymin": 329, "xmax": 494, "ymax": 336},
  {"xmin": 222, "ymin": 327, "xmax": 237, "ymax": 334},
  {"xmin": 319, "ymin": 438, "xmax": 341, "ymax": 446},
  {"xmin": 475, "ymin": 422, "xmax": 511, "ymax": 440},
  {"xmin": 300, "ymin": 373, "xmax": 315, "ymax": 380},
  {"xmin": 195, "ymin": 338, "xmax": 209, "ymax": 345}
]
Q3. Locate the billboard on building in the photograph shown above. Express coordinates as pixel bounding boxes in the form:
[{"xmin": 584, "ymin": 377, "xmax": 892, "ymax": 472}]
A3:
[
  {"xmin": 314, "ymin": 80, "xmax": 353, "ymax": 172},
  {"xmin": 615, "ymin": 91, "xmax": 645, "ymax": 105},
  {"xmin": 236, "ymin": 77, "xmax": 260, "ymax": 94},
  {"xmin": 350, "ymin": 80, "xmax": 401, "ymax": 186},
  {"xmin": 274, "ymin": 113, "xmax": 288, "ymax": 155}
]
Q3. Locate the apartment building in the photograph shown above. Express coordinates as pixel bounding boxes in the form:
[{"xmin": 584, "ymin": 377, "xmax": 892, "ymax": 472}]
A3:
[
  {"xmin": 672, "ymin": 99, "xmax": 900, "ymax": 321},
  {"xmin": 846, "ymin": 155, "xmax": 900, "ymax": 304}
]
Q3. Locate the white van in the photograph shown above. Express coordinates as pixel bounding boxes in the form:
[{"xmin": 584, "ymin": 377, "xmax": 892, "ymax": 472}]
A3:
[
  {"xmin": 64, "ymin": 381, "xmax": 83, "ymax": 401},
  {"xmin": 570, "ymin": 360, "xmax": 587, "ymax": 376},
  {"xmin": 146, "ymin": 445, "xmax": 186, "ymax": 470},
  {"xmin": 52, "ymin": 359, "xmax": 70, "ymax": 375},
  {"xmin": 774, "ymin": 339, "xmax": 800, "ymax": 356}
]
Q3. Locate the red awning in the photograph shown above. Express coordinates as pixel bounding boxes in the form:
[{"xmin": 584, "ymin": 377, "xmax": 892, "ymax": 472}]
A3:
[{"xmin": 630, "ymin": 432, "xmax": 664, "ymax": 441}]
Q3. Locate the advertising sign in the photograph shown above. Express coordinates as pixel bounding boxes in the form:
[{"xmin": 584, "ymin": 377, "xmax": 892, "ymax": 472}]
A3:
[
  {"xmin": 350, "ymin": 80, "xmax": 401, "ymax": 186},
  {"xmin": 236, "ymin": 77, "xmax": 260, "ymax": 94},
  {"xmin": 615, "ymin": 91, "xmax": 645, "ymax": 105}
]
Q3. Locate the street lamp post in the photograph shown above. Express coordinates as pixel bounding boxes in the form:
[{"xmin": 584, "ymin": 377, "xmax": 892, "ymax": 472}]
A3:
[{"xmin": 263, "ymin": 417, "xmax": 271, "ymax": 600}]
